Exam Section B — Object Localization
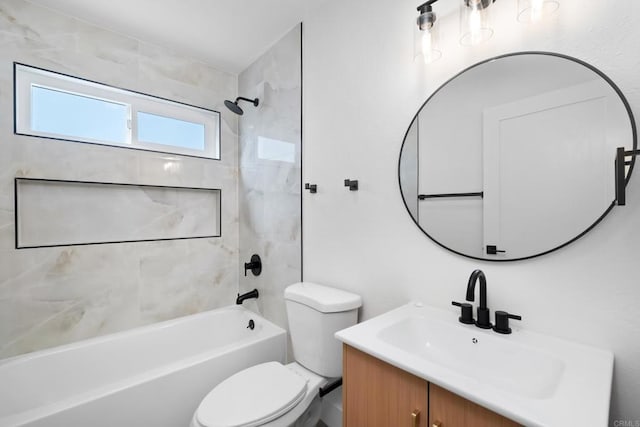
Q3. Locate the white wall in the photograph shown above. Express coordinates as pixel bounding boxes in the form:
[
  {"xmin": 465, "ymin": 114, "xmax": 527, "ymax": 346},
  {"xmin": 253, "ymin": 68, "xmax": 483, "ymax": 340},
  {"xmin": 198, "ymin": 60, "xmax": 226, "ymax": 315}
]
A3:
[{"xmin": 303, "ymin": 0, "xmax": 640, "ymax": 423}]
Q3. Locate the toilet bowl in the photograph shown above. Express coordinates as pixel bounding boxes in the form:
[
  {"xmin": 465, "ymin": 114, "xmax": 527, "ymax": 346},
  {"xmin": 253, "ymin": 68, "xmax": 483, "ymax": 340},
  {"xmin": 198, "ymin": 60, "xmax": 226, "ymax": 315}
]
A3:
[
  {"xmin": 190, "ymin": 362, "xmax": 326, "ymax": 427},
  {"xmin": 190, "ymin": 282, "xmax": 361, "ymax": 427}
]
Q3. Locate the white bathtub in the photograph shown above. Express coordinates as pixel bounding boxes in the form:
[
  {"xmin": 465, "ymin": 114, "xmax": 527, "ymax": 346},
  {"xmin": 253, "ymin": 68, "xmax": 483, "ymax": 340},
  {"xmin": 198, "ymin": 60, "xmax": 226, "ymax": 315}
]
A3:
[{"xmin": 0, "ymin": 306, "xmax": 286, "ymax": 427}]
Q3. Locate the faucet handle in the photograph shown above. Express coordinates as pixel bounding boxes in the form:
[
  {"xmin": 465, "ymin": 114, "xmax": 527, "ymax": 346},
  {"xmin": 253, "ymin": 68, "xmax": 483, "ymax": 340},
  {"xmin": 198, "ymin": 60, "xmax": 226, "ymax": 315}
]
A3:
[
  {"xmin": 244, "ymin": 254, "xmax": 262, "ymax": 277},
  {"xmin": 493, "ymin": 311, "xmax": 522, "ymax": 334},
  {"xmin": 451, "ymin": 301, "xmax": 475, "ymax": 325}
]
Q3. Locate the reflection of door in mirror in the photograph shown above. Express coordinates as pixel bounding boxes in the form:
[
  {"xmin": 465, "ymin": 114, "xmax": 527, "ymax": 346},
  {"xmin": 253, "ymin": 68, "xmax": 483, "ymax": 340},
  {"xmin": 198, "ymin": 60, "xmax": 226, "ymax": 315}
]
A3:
[{"xmin": 483, "ymin": 80, "xmax": 614, "ymax": 259}]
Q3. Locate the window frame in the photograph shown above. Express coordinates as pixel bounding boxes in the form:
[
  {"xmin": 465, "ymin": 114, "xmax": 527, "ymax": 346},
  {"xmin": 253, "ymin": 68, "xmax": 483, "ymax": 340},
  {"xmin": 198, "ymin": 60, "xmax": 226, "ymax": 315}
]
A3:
[{"xmin": 14, "ymin": 62, "xmax": 221, "ymax": 160}]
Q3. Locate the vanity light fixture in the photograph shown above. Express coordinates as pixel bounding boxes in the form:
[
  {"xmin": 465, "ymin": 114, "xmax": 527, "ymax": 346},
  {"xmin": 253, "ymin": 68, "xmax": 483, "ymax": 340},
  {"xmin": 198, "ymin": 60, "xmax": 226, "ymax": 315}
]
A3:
[
  {"xmin": 517, "ymin": 0, "xmax": 559, "ymax": 23},
  {"xmin": 459, "ymin": 0, "xmax": 496, "ymax": 46},
  {"xmin": 415, "ymin": 0, "xmax": 498, "ymax": 64},
  {"xmin": 415, "ymin": 0, "xmax": 442, "ymax": 64}
]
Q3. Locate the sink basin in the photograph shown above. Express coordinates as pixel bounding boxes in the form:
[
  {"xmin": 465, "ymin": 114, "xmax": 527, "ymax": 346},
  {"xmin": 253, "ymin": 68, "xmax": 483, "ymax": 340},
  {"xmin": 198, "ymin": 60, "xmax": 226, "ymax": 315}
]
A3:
[
  {"xmin": 377, "ymin": 315, "xmax": 565, "ymax": 399},
  {"xmin": 336, "ymin": 302, "xmax": 613, "ymax": 427}
]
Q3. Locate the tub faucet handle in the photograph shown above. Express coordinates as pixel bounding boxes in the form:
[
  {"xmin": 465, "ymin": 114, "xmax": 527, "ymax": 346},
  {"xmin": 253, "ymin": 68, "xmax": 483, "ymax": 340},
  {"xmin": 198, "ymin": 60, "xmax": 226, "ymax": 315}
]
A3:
[{"xmin": 244, "ymin": 254, "xmax": 262, "ymax": 277}]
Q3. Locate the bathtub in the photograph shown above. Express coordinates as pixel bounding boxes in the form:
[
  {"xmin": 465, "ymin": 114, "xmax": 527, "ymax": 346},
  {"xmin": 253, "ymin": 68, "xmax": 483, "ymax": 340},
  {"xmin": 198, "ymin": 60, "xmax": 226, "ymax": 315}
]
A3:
[{"xmin": 0, "ymin": 305, "xmax": 286, "ymax": 427}]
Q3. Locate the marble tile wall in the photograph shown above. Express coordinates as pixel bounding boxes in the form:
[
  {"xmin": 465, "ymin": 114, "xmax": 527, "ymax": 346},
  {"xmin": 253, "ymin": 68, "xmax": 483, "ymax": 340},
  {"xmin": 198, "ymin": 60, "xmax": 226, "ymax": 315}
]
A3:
[
  {"xmin": 0, "ymin": 0, "xmax": 240, "ymax": 357},
  {"xmin": 238, "ymin": 25, "xmax": 302, "ymax": 331}
]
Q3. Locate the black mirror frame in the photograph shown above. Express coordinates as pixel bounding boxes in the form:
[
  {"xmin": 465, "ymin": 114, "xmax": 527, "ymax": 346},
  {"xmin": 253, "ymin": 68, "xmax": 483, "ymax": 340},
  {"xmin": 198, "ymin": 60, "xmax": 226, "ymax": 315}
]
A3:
[{"xmin": 398, "ymin": 51, "xmax": 638, "ymax": 262}]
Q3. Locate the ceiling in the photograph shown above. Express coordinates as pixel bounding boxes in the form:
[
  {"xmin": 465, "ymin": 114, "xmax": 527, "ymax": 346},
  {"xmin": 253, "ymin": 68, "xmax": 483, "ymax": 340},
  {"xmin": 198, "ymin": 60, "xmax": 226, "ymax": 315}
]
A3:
[{"xmin": 26, "ymin": 0, "xmax": 321, "ymax": 74}]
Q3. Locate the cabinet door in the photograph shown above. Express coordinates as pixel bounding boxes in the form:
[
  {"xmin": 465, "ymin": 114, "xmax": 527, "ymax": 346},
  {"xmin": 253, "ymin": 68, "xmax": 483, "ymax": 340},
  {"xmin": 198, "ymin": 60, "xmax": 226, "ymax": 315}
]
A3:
[
  {"xmin": 429, "ymin": 383, "xmax": 520, "ymax": 427},
  {"xmin": 343, "ymin": 345, "xmax": 427, "ymax": 427}
]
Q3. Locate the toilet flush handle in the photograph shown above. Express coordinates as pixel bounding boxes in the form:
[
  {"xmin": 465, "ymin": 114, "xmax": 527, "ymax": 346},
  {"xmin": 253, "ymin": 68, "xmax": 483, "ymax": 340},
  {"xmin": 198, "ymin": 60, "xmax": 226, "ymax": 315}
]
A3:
[{"xmin": 318, "ymin": 377, "xmax": 342, "ymax": 397}]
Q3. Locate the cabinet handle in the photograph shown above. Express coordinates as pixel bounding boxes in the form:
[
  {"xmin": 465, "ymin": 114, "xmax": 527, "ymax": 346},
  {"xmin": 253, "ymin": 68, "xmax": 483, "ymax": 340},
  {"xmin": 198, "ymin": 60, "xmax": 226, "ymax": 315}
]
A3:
[
  {"xmin": 432, "ymin": 421, "xmax": 442, "ymax": 427},
  {"xmin": 411, "ymin": 409, "xmax": 420, "ymax": 427}
]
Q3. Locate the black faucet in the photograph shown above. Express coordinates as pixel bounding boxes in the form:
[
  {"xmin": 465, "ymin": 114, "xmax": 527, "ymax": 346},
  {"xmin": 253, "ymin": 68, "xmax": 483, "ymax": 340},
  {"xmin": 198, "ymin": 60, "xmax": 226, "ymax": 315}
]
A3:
[
  {"xmin": 466, "ymin": 269, "xmax": 492, "ymax": 329},
  {"xmin": 236, "ymin": 289, "xmax": 259, "ymax": 305}
]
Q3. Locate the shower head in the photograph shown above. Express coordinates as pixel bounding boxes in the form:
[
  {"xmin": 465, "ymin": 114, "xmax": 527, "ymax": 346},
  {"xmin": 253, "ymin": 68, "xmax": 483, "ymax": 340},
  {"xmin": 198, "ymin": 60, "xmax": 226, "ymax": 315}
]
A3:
[
  {"xmin": 224, "ymin": 99, "xmax": 244, "ymax": 115},
  {"xmin": 224, "ymin": 96, "xmax": 260, "ymax": 116}
]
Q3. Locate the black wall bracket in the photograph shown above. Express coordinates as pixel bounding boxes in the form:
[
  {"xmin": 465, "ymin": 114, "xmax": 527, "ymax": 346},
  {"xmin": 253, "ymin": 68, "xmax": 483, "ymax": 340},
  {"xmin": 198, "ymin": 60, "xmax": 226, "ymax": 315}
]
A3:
[
  {"xmin": 344, "ymin": 179, "xmax": 358, "ymax": 191},
  {"xmin": 304, "ymin": 183, "xmax": 317, "ymax": 193},
  {"xmin": 319, "ymin": 377, "xmax": 342, "ymax": 397},
  {"xmin": 615, "ymin": 146, "xmax": 638, "ymax": 206}
]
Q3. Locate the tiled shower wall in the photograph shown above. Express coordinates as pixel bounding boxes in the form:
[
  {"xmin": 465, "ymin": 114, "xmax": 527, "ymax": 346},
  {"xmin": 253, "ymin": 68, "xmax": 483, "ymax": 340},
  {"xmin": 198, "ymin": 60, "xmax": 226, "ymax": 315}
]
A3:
[
  {"xmin": 238, "ymin": 25, "xmax": 302, "ymax": 330},
  {"xmin": 0, "ymin": 0, "xmax": 240, "ymax": 357}
]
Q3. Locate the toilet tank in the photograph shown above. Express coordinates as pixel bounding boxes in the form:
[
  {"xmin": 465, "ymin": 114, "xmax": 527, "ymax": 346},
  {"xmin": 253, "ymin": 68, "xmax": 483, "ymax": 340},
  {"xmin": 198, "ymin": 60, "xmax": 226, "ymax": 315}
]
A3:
[{"xmin": 284, "ymin": 282, "xmax": 362, "ymax": 378}]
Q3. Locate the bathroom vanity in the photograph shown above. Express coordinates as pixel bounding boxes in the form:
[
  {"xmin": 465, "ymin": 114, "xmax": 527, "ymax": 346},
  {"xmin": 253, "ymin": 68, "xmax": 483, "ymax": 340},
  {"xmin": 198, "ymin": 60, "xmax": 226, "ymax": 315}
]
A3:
[
  {"xmin": 343, "ymin": 344, "xmax": 518, "ymax": 426},
  {"xmin": 336, "ymin": 302, "xmax": 614, "ymax": 427}
]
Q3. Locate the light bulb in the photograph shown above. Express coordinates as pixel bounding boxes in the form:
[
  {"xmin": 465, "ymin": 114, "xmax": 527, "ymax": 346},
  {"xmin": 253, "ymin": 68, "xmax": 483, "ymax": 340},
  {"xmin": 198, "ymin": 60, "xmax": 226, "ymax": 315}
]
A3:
[
  {"xmin": 414, "ymin": 12, "xmax": 441, "ymax": 65},
  {"xmin": 420, "ymin": 30, "xmax": 441, "ymax": 64},
  {"xmin": 531, "ymin": 0, "xmax": 544, "ymax": 21},
  {"xmin": 459, "ymin": 0, "xmax": 494, "ymax": 46},
  {"xmin": 468, "ymin": 9, "xmax": 483, "ymax": 45},
  {"xmin": 517, "ymin": 0, "xmax": 559, "ymax": 23},
  {"xmin": 422, "ymin": 31, "xmax": 432, "ymax": 54},
  {"xmin": 421, "ymin": 31, "xmax": 432, "ymax": 63}
]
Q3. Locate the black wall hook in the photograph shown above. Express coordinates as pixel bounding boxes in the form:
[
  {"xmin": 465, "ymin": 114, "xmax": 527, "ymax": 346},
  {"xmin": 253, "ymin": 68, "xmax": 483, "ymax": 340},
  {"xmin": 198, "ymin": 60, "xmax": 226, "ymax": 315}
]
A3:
[
  {"xmin": 304, "ymin": 183, "xmax": 317, "ymax": 193},
  {"xmin": 344, "ymin": 179, "xmax": 358, "ymax": 191}
]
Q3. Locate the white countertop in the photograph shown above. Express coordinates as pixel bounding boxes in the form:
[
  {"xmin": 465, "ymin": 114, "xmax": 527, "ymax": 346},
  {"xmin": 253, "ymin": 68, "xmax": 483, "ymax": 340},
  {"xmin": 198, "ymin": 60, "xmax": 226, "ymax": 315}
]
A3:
[{"xmin": 335, "ymin": 302, "xmax": 613, "ymax": 427}]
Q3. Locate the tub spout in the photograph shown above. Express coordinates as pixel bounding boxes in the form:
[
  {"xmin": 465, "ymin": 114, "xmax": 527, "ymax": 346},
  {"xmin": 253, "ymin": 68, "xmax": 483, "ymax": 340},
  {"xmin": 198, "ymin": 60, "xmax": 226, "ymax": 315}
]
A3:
[{"xmin": 236, "ymin": 289, "xmax": 259, "ymax": 305}]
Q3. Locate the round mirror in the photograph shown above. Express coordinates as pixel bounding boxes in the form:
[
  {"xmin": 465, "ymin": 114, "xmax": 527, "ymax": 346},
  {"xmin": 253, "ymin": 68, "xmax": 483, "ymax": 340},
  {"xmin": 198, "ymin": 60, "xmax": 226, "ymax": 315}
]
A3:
[{"xmin": 399, "ymin": 52, "xmax": 637, "ymax": 261}]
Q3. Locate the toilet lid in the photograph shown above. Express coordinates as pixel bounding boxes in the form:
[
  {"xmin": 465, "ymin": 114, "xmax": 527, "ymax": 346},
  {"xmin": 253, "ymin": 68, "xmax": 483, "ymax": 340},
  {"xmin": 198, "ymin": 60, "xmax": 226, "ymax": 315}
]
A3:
[{"xmin": 196, "ymin": 362, "xmax": 307, "ymax": 427}]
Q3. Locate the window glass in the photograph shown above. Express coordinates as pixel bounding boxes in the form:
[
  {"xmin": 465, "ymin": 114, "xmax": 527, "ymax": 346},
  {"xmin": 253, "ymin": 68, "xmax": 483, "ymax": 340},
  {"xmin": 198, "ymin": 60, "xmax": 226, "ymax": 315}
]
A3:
[
  {"xmin": 137, "ymin": 112, "xmax": 205, "ymax": 150},
  {"xmin": 32, "ymin": 86, "xmax": 128, "ymax": 144}
]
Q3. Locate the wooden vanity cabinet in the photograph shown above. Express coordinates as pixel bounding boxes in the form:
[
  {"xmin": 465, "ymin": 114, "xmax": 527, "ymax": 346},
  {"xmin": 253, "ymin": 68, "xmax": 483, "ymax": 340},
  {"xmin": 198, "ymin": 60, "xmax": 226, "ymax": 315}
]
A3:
[
  {"xmin": 343, "ymin": 345, "xmax": 520, "ymax": 427},
  {"xmin": 343, "ymin": 343, "xmax": 427, "ymax": 427},
  {"xmin": 429, "ymin": 383, "xmax": 520, "ymax": 427}
]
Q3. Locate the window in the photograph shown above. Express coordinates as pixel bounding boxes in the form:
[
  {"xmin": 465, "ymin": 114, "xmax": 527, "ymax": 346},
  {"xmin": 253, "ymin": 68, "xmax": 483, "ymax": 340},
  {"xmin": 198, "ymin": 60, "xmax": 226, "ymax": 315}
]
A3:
[
  {"xmin": 31, "ymin": 86, "xmax": 129, "ymax": 144},
  {"xmin": 15, "ymin": 63, "xmax": 220, "ymax": 159},
  {"xmin": 137, "ymin": 112, "xmax": 205, "ymax": 150}
]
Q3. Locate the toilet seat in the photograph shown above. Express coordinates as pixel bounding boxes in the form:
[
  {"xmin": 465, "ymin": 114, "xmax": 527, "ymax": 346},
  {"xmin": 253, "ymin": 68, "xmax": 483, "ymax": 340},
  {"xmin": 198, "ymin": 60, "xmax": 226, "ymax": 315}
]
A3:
[{"xmin": 195, "ymin": 362, "xmax": 308, "ymax": 427}]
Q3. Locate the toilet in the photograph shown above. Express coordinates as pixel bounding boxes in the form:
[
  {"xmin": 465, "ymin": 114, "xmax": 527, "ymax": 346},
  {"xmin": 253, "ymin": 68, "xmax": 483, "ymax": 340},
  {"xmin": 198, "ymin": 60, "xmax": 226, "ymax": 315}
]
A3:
[{"xmin": 190, "ymin": 282, "xmax": 362, "ymax": 427}]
